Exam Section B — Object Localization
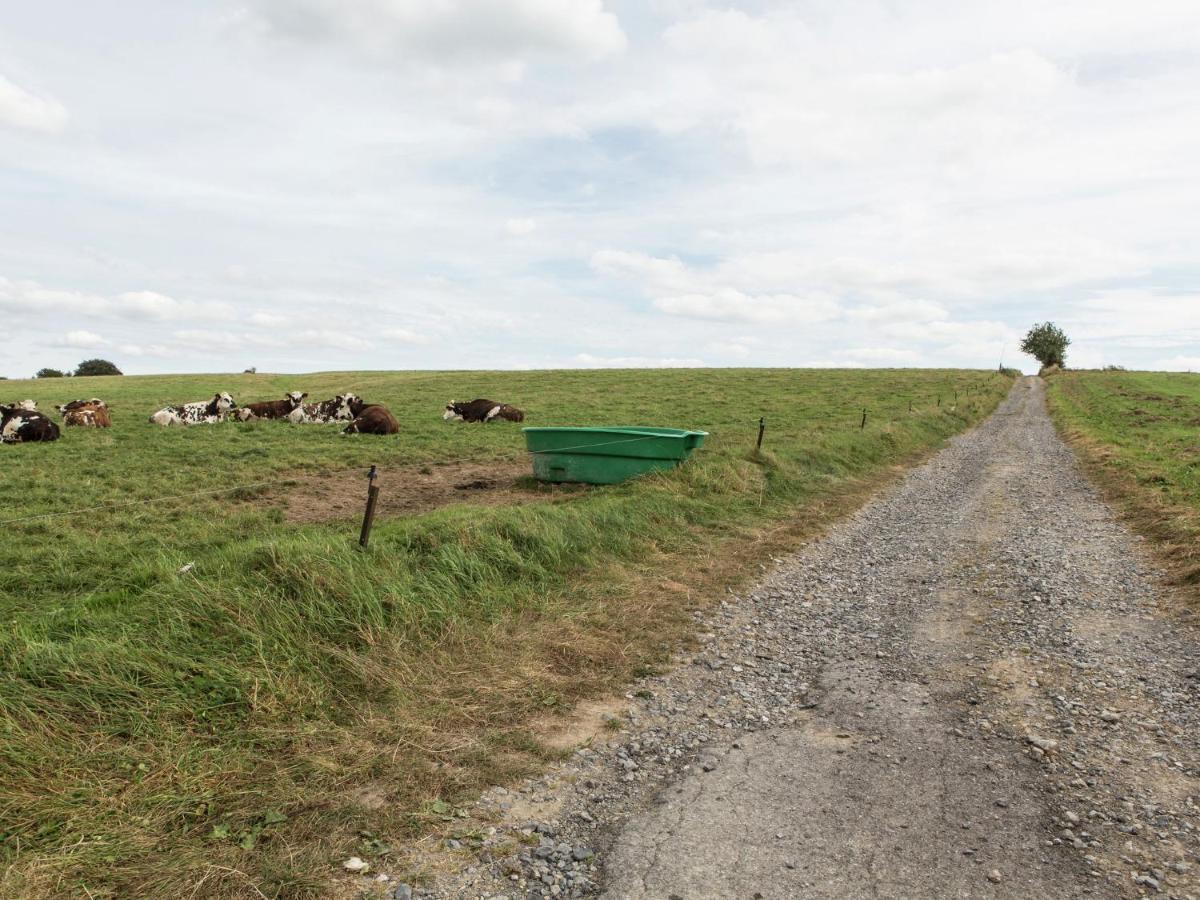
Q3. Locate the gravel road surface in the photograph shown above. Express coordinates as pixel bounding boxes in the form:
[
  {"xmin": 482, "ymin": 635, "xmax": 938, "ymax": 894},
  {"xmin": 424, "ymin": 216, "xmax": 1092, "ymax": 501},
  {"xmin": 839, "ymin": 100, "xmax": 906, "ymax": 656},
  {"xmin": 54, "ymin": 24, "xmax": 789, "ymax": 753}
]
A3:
[{"xmin": 382, "ymin": 377, "xmax": 1200, "ymax": 900}]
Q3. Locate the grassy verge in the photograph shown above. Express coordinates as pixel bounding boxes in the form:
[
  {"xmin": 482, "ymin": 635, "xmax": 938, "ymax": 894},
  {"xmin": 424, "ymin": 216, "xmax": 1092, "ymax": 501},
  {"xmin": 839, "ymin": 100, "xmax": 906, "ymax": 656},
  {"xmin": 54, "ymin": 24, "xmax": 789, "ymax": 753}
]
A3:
[
  {"xmin": 1046, "ymin": 369, "xmax": 1200, "ymax": 588},
  {"xmin": 0, "ymin": 368, "xmax": 1012, "ymax": 897}
]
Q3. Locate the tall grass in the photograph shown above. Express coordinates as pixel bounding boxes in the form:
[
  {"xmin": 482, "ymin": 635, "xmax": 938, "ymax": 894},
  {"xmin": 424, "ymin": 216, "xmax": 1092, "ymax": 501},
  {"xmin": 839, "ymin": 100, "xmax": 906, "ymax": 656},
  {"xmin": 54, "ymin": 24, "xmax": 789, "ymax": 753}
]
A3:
[
  {"xmin": 1046, "ymin": 369, "xmax": 1200, "ymax": 585},
  {"xmin": 0, "ymin": 368, "xmax": 1012, "ymax": 897}
]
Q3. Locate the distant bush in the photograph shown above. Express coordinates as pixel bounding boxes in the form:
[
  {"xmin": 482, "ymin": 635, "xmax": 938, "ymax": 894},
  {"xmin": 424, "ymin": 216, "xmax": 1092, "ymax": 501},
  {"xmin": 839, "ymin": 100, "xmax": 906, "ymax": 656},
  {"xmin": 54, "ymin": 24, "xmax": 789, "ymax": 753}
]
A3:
[
  {"xmin": 999, "ymin": 367, "xmax": 1021, "ymax": 378},
  {"xmin": 74, "ymin": 358, "xmax": 123, "ymax": 377},
  {"xmin": 36, "ymin": 367, "xmax": 66, "ymax": 379},
  {"xmin": 1039, "ymin": 363, "xmax": 1062, "ymax": 377},
  {"xmin": 1103, "ymin": 364, "xmax": 1127, "ymax": 372}
]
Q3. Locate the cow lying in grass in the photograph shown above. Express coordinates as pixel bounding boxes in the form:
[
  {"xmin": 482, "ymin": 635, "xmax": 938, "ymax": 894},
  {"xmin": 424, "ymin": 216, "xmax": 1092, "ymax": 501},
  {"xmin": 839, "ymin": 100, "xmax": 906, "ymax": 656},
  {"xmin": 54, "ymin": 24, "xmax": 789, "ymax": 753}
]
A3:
[
  {"xmin": 56, "ymin": 398, "xmax": 111, "ymax": 428},
  {"xmin": 344, "ymin": 403, "xmax": 399, "ymax": 435},
  {"xmin": 235, "ymin": 390, "xmax": 307, "ymax": 421},
  {"xmin": 7, "ymin": 399, "xmax": 38, "ymax": 411},
  {"xmin": 149, "ymin": 392, "xmax": 236, "ymax": 426},
  {"xmin": 1, "ymin": 405, "xmax": 60, "ymax": 443},
  {"xmin": 288, "ymin": 393, "xmax": 359, "ymax": 424},
  {"xmin": 443, "ymin": 399, "xmax": 525, "ymax": 423}
]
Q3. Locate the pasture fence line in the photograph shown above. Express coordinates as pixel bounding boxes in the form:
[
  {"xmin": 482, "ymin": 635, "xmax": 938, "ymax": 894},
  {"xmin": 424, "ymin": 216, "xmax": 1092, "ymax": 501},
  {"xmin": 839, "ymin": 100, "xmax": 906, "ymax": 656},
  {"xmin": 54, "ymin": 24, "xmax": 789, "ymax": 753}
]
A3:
[
  {"xmin": 0, "ymin": 436, "xmax": 666, "ymax": 530},
  {"xmin": 5, "ymin": 381, "xmax": 998, "ymax": 529}
]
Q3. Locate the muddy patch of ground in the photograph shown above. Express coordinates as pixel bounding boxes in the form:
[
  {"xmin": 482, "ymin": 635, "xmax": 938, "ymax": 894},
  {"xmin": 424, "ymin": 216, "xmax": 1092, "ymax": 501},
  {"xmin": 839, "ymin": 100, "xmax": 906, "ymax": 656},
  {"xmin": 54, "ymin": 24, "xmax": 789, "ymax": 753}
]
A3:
[{"xmin": 276, "ymin": 458, "xmax": 589, "ymax": 524}]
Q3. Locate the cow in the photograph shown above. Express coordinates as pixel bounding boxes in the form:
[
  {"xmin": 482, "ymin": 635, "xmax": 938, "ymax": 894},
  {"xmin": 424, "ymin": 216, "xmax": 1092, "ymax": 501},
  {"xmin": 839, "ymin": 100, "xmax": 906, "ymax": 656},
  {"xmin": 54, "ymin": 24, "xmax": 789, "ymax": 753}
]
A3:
[
  {"xmin": 1, "ymin": 405, "xmax": 60, "ymax": 443},
  {"xmin": 149, "ymin": 392, "xmax": 236, "ymax": 426},
  {"xmin": 56, "ymin": 398, "xmax": 111, "ymax": 428},
  {"xmin": 234, "ymin": 390, "xmax": 307, "ymax": 422},
  {"xmin": 7, "ymin": 399, "xmax": 38, "ymax": 411},
  {"xmin": 58, "ymin": 397, "xmax": 105, "ymax": 412},
  {"xmin": 443, "ymin": 399, "xmax": 525, "ymax": 423},
  {"xmin": 288, "ymin": 393, "xmax": 360, "ymax": 424},
  {"xmin": 344, "ymin": 404, "xmax": 399, "ymax": 435}
]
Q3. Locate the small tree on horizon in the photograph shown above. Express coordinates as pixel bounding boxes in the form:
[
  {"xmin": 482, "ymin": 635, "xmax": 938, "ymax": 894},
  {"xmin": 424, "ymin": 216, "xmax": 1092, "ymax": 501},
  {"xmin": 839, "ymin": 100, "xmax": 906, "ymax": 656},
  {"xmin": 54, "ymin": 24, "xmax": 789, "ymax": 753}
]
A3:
[
  {"xmin": 73, "ymin": 358, "xmax": 123, "ymax": 377},
  {"xmin": 1021, "ymin": 322, "xmax": 1070, "ymax": 370},
  {"xmin": 35, "ymin": 367, "xmax": 66, "ymax": 378}
]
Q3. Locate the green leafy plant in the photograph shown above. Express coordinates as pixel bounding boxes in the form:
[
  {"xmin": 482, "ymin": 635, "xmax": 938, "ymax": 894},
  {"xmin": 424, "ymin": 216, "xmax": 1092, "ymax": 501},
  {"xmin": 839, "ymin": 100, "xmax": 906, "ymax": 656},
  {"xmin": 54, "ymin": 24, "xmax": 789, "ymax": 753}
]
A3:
[
  {"xmin": 74, "ymin": 358, "xmax": 123, "ymax": 376},
  {"xmin": 1021, "ymin": 322, "xmax": 1070, "ymax": 370}
]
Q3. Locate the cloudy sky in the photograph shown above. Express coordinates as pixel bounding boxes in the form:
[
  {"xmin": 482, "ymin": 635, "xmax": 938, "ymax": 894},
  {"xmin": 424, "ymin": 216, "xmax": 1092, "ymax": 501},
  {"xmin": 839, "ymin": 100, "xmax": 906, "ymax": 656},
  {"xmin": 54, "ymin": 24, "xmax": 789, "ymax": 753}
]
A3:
[{"xmin": 2, "ymin": 0, "xmax": 1198, "ymax": 377}]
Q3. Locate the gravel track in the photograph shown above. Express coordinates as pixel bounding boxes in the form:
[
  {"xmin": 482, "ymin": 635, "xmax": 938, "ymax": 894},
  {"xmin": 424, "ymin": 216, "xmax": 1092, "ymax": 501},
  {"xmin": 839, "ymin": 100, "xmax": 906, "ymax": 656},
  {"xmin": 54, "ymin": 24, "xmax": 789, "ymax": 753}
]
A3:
[{"xmin": 373, "ymin": 377, "xmax": 1200, "ymax": 900}]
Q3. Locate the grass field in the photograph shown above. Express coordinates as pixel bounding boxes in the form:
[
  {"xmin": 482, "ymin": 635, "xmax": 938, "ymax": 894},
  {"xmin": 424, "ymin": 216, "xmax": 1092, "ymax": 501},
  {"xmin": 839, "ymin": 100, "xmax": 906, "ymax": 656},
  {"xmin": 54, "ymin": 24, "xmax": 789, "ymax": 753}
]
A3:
[
  {"xmin": 1, "ymin": 368, "xmax": 1012, "ymax": 897},
  {"xmin": 1046, "ymin": 369, "xmax": 1200, "ymax": 587}
]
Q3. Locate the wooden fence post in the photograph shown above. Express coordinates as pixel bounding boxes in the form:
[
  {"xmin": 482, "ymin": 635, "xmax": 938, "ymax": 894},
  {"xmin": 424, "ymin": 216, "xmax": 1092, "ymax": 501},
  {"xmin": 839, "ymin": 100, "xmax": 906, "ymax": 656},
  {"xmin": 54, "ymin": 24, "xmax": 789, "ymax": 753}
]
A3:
[
  {"xmin": 756, "ymin": 416, "xmax": 766, "ymax": 450},
  {"xmin": 359, "ymin": 465, "xmax": 380, "ymax": 548}
]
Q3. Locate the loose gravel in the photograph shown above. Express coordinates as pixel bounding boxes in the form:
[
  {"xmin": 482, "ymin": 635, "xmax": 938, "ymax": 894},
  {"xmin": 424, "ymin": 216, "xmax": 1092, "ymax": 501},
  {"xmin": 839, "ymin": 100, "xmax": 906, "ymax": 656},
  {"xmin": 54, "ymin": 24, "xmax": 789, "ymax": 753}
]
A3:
[{"xmin": 350, "ymin": 377, "xmax": 1200, "ymax": 899}]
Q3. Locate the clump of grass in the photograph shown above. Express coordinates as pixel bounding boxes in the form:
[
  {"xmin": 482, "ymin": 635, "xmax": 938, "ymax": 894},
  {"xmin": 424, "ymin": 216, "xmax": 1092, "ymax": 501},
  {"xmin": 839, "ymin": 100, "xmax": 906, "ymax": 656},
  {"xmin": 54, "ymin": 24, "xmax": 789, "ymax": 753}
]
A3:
[{"xmin": 0, "ymin": 367, "xmax": 1012, "ymax": 897}]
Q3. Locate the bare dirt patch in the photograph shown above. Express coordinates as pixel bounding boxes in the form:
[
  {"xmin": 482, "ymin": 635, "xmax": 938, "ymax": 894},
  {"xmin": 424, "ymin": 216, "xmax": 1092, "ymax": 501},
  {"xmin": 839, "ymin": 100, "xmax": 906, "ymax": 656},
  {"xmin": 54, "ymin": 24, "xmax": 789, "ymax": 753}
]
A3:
[
  {"xmin": 277, "ymin": 458, "xmax": 589, "ymax": 524},
  {"xmin": 534, "ymin": 697, "xmax": 629, "ymax": 754}
]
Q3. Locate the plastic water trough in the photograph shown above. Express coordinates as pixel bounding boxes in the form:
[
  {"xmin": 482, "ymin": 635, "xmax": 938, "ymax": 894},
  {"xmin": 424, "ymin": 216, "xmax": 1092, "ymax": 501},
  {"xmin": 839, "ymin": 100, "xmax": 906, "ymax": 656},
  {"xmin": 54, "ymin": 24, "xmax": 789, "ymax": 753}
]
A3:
[{"xmin": 521, "ymin": 426, "xmax": 709, "ymax": 485}]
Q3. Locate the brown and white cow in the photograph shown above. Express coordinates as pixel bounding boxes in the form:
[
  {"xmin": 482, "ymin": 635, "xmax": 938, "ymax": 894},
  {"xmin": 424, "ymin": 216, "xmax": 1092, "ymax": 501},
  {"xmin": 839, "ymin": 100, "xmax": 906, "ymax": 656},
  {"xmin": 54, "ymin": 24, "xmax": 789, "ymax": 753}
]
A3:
[
  {"xmin": 149, "ymin": 392, "xmax": 236, "ymax": 426},
  {"xmin": 288, "ymin": 393, "xmax": 360, "ymax": 424},
  {"xmin": 56, "ymin": 398, "xmax": 111, "ymax": 428},
  {"xmin": 443, "ymin": 399, "xmax": 525, "ymax": 423},
  {"xmin": 1, "ymin": 405, "xmax": 60, "ymax": 443},
  {"xmin": 234, "ymin": 390, "xmax": 307, "ymax": 421},
  {"xmin": 344, "ymin": 404, "xmax": 399, "ymax": 435}
]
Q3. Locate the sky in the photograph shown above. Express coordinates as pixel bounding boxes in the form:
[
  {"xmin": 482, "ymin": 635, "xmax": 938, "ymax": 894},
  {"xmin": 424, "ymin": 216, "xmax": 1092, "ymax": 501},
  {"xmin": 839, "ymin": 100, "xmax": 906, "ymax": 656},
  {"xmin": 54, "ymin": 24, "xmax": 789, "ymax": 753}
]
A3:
[{"xmin": 2, "ymin": 0, "xmax": 1199, "ymax": 377}]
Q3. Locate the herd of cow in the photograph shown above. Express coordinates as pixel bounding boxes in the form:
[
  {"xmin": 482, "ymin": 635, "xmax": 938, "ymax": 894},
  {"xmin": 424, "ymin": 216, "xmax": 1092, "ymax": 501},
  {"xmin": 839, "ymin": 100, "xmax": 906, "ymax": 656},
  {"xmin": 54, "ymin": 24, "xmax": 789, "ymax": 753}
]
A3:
[{"xmin": 0, "ymin": 391, "xmax": 526, "ymax": 444}]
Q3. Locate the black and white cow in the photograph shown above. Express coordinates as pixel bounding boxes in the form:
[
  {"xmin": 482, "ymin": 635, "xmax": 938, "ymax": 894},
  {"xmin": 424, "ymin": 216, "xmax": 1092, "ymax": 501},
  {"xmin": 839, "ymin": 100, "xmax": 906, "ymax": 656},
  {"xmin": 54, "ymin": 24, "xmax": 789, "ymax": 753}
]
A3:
[
  {"xmin": 149, "ymin": 392, "xmax": 236, "ymax": 426},
  {"xmin": 288, "ymin": 393, "xmax": 360, "ymax": 424},
  {"xmin": 443, "ymin": 399, "xmax": 525, "ymax": 423},
  {"xmin": 1, "ymin": 405, "xmax": 60, "ymax": 443},
  {"xmin": 6, "ymin": 399, "xmax": 38, "ymax": 412}
]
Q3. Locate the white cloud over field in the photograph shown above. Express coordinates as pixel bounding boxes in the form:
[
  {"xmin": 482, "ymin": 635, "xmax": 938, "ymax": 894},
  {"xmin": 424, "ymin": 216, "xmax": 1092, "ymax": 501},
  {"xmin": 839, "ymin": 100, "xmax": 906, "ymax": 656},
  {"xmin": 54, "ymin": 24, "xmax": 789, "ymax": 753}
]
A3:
[{"xmin": 2, "ymin": 1, "xmax": 1199, "ymax": 376}]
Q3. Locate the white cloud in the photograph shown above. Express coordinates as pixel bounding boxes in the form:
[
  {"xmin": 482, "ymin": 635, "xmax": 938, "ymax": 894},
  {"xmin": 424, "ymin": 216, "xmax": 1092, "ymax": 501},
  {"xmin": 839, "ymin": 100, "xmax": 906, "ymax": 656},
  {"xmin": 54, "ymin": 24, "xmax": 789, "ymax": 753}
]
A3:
[
  {"xmin": 0, "ymin": 73, "xmax": 67, "ymax": 133},
  {"xmin": 708, "ymin": 339, "xmax": 752, "ymax": 358},
  {"xmin": 0, "ymin": 278, "xmax": 232, "ymax": 323},
  {"xmin": 505, "ymin": 217, "xmax": 537, "ymax": 236},
  {"xmin": 247, "ymin": 311, "xmax": 287, "ymax": 327},
  {"xmin": 1156, "ymin": 356, "xmax": 1200, "ymax": 372},
  {"xmin": 295, "ymin": 329, "xmax": 373, "ymax": 351},
  {"xmin": 847, "ymin": 299, "xmax": 949, "ymax": 324},
  {"xmin": 118, "ymin": 343, "xmax": 172, "ymax": 358},
  {"xmin": 842, "ymin": 347, "xmax": 922, "ymax": 364},
  {"xmin": 116, "ymin": 291, "xmax": 215, "ymax": 320},
  {"xmin": 652, "ymin": 290, "xmax": 838, "ymax": 325},
  {"xmin": 59, "ymin": 330, "xmax": 108, "ymax": 349},
  {"xmin": 240, "ymin": 0, "xmax": 626, "ymax": 63},
  {"xmin": 592, "ymin": 249, "xmax": 842, "ymax": 324},
  {"xmin": 380, "ymin": 327, "xmax": 429, "ymax": 344},
  {"xmin": 0, "ymin": 277, "xmax": 105, "ymax": 316},
  {"xmin": 574, "ymin": 353, "xmax": 704, "ymax": 368}
]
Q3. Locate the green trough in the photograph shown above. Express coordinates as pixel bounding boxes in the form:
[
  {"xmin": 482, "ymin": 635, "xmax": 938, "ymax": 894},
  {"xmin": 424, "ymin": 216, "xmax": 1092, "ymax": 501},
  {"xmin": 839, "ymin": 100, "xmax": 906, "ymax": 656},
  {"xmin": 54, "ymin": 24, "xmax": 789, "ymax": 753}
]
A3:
[{"xmin": 522, "ymin": 426, "xmax": 709, "ymax": 485}]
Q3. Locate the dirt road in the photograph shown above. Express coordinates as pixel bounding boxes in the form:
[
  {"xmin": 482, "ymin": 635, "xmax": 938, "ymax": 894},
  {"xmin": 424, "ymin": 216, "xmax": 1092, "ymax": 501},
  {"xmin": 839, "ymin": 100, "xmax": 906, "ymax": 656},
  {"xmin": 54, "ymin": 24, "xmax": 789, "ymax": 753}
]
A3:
[{"xmin": 418, "ymin": 378, "xmax": 1200, "ymax": 899}]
